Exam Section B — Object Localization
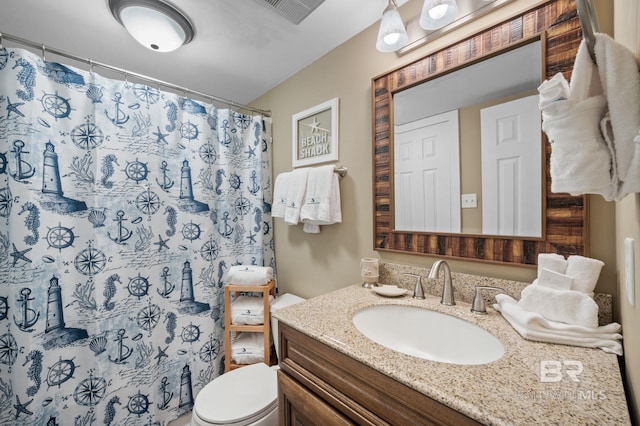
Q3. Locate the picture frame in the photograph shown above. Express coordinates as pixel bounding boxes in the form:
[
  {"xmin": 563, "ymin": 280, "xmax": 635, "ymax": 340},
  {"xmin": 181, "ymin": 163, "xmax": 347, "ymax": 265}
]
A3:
[{"xmin": 292, "ymin": 98, "xmax": 339, "ymax": 167}]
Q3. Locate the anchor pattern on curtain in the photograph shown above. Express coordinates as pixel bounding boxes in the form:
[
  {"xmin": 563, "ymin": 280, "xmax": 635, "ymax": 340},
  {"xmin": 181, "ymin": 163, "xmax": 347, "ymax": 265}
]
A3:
[{"xmin": 0, "ymin": 47, "xmax": 274, "ymax": 425}]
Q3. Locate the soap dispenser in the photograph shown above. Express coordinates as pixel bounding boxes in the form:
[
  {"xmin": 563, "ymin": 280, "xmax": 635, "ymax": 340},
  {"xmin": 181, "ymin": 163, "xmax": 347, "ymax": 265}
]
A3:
[{"xmin": 404, "ymin": 273, "xmax": 425, "ymax": 299}]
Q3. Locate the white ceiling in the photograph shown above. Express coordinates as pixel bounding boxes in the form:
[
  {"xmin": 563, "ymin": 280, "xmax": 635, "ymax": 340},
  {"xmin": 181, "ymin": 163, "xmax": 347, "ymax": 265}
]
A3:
[{"xmin": 0, "ymin": 0, "xmax": 408, "ymax": 108}]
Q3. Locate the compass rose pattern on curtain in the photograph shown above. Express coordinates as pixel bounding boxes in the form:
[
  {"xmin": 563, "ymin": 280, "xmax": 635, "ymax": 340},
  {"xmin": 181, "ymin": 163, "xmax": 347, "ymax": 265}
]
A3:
[{"xmin": 0, "ymin": 46, "xmax": 274, "ymax": 425}]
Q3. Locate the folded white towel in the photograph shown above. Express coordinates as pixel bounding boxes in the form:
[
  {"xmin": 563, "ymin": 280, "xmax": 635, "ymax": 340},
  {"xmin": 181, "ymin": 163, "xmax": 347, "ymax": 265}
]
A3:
[
  {"xmin": 519, "ymin": 284, "xmax": 599, "ymax": 328},
  {"xmin": 300, "ymin": 165, "xmax": 342, "ymax": 233},
  {"xmin": 537, "ymin": 253, "xmax": 568, "ymax": 277},
  {"xmin": 538, "ymin": 73, "xmax": 570, "ymax": 110},
  {"xmin": 272, "ymin": 172, "xmax": 290, "ymax": 218},
  {"xmin": 231, "ymin": 295, "xmax": 274, "ymax": 325},
  {"xmin": 565, "ymin": 255, "xmax": 604, "ymax": 294},
  {"xmin": 284, "ymin": 168, "xmax": 309, "ymax": 225},
  {"xmin": 542, "ymin": 95, "xmax": 614, "ymax": 199},
  {"xmin": 495, "ymin": 294, "xmax": 623, "ymax": 355},
  {"xmin": 231, "ymin": 332, "xmax": 265, "ymax": 364},
  {"xmin": 537, "ymin": 269, "xmax": 573, "ymax": 290},
  {"xmin": 226, "ymin": 265, "xmax": 273, "ymax": 286},
  {"xmin": 594, "ymin": 33, "xmax": 640, "ymax": 199}
]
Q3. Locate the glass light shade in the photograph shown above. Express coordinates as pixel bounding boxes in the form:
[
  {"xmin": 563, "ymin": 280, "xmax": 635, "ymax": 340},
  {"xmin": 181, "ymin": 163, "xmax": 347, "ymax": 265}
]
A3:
[
  {"xmin": 120, "ymin": 6, "xmax": 186, "ymax": 52},
  {"xmin": 376, "ymin": 0, "xmax": 408, "ymax": 52},
  {"xmin": 110, "ymin": 0, "xmax": 195, "ymax": 53},
  {"xmin": 419, "ymin": 0, "xmax": 459, "ymax": 30}
]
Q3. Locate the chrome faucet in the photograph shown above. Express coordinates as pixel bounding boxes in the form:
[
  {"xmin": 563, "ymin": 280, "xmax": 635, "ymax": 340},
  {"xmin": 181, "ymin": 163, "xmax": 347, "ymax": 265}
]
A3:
[
  {"xmin": 428, "ymin": 260, "xmax": 455, "ymax": 306},
  {"xmin": 403, "ymin": 273, "xmax": 425, "ymax": 299}
]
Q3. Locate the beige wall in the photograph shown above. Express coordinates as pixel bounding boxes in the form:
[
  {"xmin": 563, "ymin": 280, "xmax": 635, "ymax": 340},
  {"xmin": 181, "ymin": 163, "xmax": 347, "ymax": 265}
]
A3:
[{"xmin": 614, "ymin": 0, "xmax": 640, "ymax": 421}]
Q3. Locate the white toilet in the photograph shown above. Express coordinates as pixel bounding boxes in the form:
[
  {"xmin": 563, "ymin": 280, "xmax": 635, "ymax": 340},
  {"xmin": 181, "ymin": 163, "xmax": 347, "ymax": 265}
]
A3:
[{"xmin": 191, "ymin": 293, "xmax": 304, "ymax": 426}]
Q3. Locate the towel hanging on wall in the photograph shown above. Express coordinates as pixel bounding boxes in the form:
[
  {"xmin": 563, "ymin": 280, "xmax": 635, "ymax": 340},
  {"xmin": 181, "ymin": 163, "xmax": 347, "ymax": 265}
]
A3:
[
  {"xmin": 272, "ymin": 165, "xmax": 344, "ymax": 233},
  {"xmin": 538, "ymin": 33, "xmax": 640, "ymax": 201},
  {"xmin": 300, "ymin": 164, "xmax": 342, "ymax": 233}
]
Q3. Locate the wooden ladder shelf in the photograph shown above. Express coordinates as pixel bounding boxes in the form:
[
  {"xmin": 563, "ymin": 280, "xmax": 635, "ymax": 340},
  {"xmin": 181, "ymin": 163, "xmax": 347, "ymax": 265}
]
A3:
[{"xmin": 224, "ymin": 280, "xmax": 276, "ymax": 372}]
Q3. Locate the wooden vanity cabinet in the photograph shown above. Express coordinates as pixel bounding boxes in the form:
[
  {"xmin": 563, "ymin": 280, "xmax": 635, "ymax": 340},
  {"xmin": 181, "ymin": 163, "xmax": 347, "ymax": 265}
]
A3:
[{"xmin": 277, "ymin": 322, "xmax": 481, "ymax": 426}]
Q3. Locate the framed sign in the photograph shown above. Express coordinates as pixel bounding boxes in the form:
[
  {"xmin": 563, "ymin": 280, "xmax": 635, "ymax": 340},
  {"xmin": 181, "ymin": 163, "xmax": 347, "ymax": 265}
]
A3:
[{"xmin": 292, "ymin": 98, "xmax": 339, "ymax": 167}]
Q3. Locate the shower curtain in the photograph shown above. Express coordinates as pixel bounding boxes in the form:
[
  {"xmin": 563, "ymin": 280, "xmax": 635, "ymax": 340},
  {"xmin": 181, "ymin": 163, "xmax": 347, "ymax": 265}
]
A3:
[{"xmin": 0, "ymin": 47, "xmax": 275, "ymax": 425}]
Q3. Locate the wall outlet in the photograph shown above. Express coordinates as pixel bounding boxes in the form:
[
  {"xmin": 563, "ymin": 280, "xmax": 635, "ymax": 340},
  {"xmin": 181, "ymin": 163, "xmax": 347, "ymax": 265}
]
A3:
[{"xmin": 461, "ymin": 193, "xmax": 477, "ymax": 209}]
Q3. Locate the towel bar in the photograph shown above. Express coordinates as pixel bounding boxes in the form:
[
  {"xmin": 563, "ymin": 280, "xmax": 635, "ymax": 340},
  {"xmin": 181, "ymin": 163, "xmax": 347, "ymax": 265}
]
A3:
[
  {"xmin": 576, "ymin": 0, "xmax": 599, "ymax": 61},
  {"xmin": 333, "ymin": 166, "xmax": 348, "ymax": 177}
]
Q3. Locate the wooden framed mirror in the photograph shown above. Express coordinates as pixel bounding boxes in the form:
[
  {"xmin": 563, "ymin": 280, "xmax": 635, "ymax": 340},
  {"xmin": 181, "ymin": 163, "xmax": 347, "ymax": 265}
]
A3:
[{"xmin": 372, "ymin": 0, "xmax": 588, "ymax": 266}]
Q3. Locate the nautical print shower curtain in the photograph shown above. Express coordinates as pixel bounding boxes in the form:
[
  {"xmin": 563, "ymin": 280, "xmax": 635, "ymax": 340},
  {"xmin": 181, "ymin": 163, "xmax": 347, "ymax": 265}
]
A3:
[{"xmin": 0, "ymin": 47, "xmax": 275, "ymax": 425}]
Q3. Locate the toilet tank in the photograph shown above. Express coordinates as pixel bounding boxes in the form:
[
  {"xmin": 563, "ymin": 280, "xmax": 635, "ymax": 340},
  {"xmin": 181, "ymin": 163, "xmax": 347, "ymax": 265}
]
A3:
[{"xmin": 270, "ymin": 293, "xmax": 305, "ymax": 361}]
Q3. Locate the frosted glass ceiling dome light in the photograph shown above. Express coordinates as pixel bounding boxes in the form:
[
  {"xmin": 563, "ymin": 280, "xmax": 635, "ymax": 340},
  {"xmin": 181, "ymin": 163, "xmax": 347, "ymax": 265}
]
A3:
[
  {"xmin": 419, "ymin": 0, "xmax": 459, "ymax": 30},
  {"xmin": 109, "ymin": 0, "xmax": 195, "ymax": 52},
  {"xmin": 376, "ymin": 0, "xmax": 408, "ymax": 53}
]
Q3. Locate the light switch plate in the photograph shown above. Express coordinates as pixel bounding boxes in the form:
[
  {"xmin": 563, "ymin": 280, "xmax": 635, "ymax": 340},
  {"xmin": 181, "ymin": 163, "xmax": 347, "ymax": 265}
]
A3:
[{"xmin": 625, "ymin": 237, "xmax": 635, "ymax": 307}]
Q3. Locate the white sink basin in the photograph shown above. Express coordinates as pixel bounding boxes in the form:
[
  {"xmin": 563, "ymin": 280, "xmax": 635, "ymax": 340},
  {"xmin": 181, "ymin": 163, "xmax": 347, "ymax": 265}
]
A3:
[{"xmin": 352, "ymin": 305, "xmax": 504, "ymax": 365}]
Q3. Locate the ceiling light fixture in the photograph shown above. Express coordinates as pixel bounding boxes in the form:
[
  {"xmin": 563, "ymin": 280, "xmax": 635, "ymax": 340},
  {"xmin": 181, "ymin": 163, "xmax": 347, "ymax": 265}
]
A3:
[
  {"xmin": 419, "ymin": 0, "xmax": 458, "ymax": 30},
  {"xmin": 109, "ymin": 0, "xmax": 195, "ymax": 52},
  {"xmin": 376, "ymin": 0, "xmax": 408, "ymax": 53}
]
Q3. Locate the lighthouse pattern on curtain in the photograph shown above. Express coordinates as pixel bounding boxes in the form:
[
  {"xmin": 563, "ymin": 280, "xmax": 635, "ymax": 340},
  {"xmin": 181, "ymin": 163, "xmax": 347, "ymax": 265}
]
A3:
[{"xmin": 0, "ymin": 47, "xmax": 274, "ymax": 425}]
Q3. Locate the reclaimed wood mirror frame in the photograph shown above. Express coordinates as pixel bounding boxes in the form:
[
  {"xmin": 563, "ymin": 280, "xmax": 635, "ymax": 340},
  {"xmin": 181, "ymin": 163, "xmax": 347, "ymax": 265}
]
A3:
[{"xmin": 372, "ymin": 0, "xmax": 588, "ymax": 266}]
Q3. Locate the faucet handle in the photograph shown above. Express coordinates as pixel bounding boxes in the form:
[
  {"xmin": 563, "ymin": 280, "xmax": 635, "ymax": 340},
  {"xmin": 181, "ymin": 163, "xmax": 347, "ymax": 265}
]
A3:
[
  {"xmin": 471, "ymin": 286, "xmax": 504, "ymax": 315},
  {"xmin": 403, "ymin": 273, "xmax": 425, "ymax": 300}
]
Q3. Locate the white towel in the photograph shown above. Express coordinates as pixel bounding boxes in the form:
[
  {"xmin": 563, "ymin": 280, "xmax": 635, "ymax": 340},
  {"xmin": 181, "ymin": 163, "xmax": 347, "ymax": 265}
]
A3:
[
  {"xmin": 536, "ymin": 253, "xmax": 568, "ymax": 277},
  {"xmin": 495, "ymin": 294, "xmax": 623, "ymax": 355},
  {"xmin": 565, "ymin": 255, "xmax": 604, "ymax": 294},
  {"xmin": 542, "ymin": 95, "xmax": 614, "ymax": 198},
  {"xmin": 272, "ymin": 172, "xmax": 290, "ymax": 218},
  {"xmin": 594, "ymin": 33, "xmax": 640, "ymax": 200},
  {"xmin": 300, "ymin": 165, "xmax": 342, "ymax": 233},
  {"xmin": 284, "ymin": 168, "xmax": 309, "ymax": 225},
  {"xmin": 538, "ymin": 38, "xmax": 618, "ymax": 200},
  {"xmin": 519, "ymin": 284, "xmax": 599, "ymax": 328},
  {"xmin": 226, "ymin": 265, "xmax": 273, "ymax": 286},
  {"xmin": 537, "ymin": 269, "xmax": 573, "ymax": 290},
  {"xmin": 231, "ymin": 295, "xmax": 274, "ymax": 325},
  {"xmin": 538, "ymin": 73, "xmax": 570, "ymax": 110},
  {"xmin": 231, "ymin": 332, "xmax": 265, "ymax": 364}
]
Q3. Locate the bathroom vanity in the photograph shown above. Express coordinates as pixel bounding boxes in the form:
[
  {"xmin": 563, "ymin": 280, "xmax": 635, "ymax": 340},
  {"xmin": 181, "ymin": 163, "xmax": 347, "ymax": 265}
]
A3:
[{"xmin": 274, "ymin": 285, "xmax": 630, "ymax": 425}]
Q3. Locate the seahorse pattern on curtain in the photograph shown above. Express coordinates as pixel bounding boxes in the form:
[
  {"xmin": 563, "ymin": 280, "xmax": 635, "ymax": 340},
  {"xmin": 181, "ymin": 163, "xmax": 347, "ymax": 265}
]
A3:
[{"xmin": 0, "ymin": 47, "xmax": 274, "ymax": 425}]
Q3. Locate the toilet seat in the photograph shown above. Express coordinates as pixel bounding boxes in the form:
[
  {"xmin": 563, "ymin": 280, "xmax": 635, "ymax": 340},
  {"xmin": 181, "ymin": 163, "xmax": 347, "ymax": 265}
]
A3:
[{"xmin": 193, "ymin": 362, "xmax": 277, "ymax": 425}]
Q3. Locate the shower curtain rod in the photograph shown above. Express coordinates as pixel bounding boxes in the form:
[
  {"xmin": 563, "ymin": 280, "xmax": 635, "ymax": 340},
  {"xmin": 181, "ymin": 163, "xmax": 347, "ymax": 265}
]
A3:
[{"xmin": 0, "ymin": 31, "xmax": 272, "ymax": 117}]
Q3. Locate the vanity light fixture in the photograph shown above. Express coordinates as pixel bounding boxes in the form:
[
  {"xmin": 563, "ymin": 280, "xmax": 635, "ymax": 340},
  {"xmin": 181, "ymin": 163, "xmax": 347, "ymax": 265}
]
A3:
[
  {"xmin": 419, "ymin": 0, "xmax": 459, "ymax": 30},
  {"xmin": 109, "ymin": 0, "xmax": 195, "ymax": 52},
  {"xmin": 376, "ymin": 0, "xmax": 408, "ymax": 52}
]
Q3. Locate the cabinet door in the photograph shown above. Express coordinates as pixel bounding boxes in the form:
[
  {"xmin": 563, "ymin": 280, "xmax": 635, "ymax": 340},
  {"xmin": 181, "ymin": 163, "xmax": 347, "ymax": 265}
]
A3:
[{"xmin": 278, "ymin": 370, "xmax": 355, "ymax": 426}]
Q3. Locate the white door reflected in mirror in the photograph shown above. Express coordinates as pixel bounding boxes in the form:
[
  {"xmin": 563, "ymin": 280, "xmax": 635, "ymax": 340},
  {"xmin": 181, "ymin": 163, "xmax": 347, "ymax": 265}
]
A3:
[
  {"xmin": 481, "ymin": 95, "xmax": 542, "ymax": 237},
  {"xmin": 394, "ymin": 110, "xmax": 461, "ymax": 233}
]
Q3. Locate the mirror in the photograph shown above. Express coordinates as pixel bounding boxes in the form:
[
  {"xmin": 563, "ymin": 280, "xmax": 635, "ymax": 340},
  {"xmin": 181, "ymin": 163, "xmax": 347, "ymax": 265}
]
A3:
[
  {"xmin": 372, "ymin": 0, "xmax": 589, "ymax": 266},
  {"xmin": 393, "ymin": 40, "xmax": 542, "ymax": 237}
]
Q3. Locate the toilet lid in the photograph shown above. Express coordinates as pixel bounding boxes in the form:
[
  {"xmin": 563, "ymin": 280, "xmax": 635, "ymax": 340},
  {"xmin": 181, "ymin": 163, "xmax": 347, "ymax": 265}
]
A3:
[{"xmin": 194, "ymin": 363, "xmax": 277, "ymax": 425}]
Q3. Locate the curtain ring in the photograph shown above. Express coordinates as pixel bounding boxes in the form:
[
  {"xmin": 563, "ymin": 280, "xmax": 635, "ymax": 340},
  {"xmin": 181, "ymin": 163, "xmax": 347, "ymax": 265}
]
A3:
[
  {"xmin": 89, "ymin": 59, "xmax": 94, "ymax": 74},
  {"xmin": 41, "ymin": 44, "xmax": 46, "ymax": 61},
  {"xmin": 124, "ymin": 71, "xmax": 128, "ymax": 85},
  {"xmin": 0, "ymin": 32, "xmax": 3, "ymax": 49}
]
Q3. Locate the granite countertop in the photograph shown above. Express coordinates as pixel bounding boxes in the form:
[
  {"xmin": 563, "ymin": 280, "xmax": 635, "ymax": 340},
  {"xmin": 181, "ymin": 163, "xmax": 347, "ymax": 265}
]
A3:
[{"xmin": 274, "ymin": 285, "xmax": 630, "ymax": 425}]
